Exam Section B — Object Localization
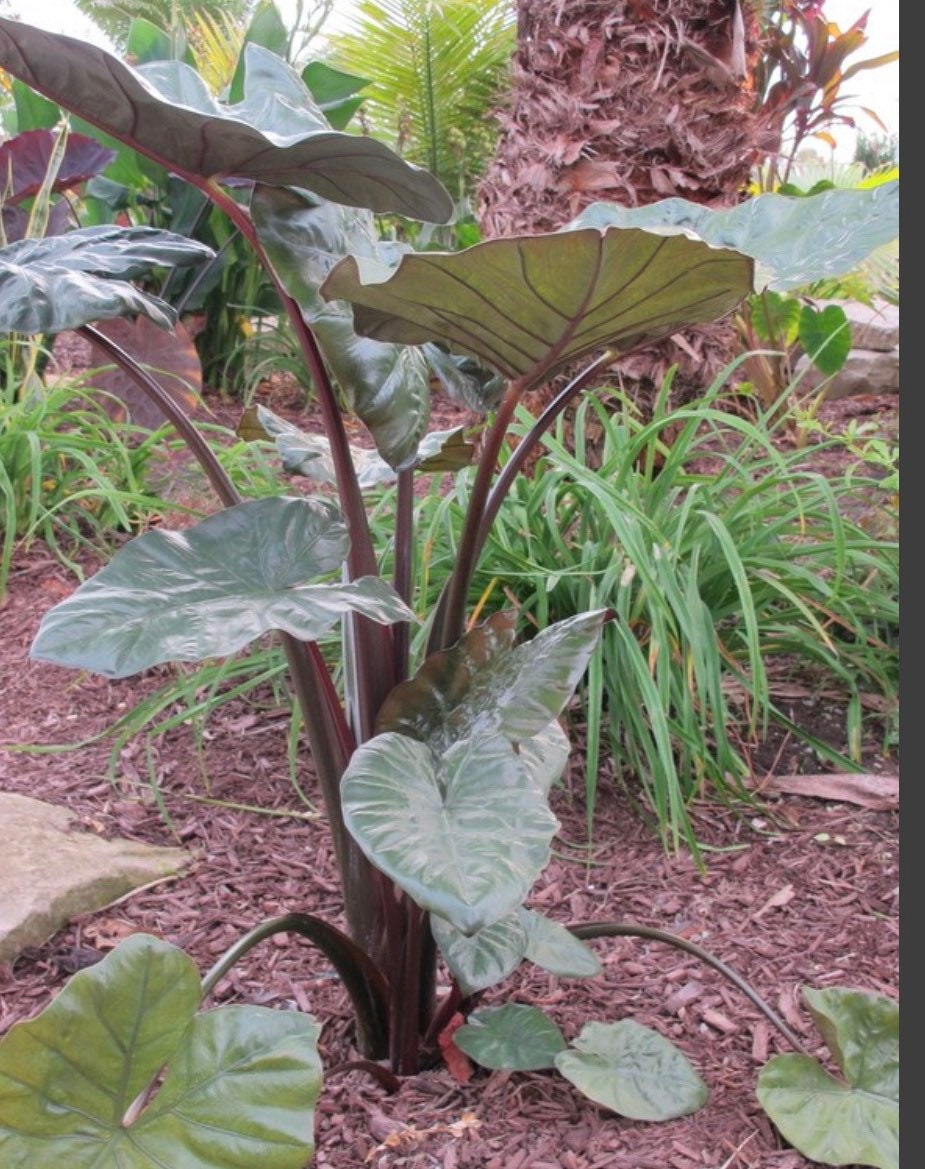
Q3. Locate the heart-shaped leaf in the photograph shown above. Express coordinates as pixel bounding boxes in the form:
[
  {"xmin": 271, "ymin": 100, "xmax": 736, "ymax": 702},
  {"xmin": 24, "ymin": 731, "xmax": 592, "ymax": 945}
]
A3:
[
  {"xmin": 320, "ymin": 225, "xmax": 753, "ymax": 386},
  {"xmin": 519, "ymin": 909, "xmax": 602, "ymax": 978},
  {"xmin": 0, "ymin": 226, "xmax": 213, "ymax": 334},
  {"xmin": 748, "ymin": 289, "xmax": 802, "ymax": 346},
  {"xmin": 431, "ymin": 912, "xmax": 528, "ymax": 995},
  {"xmin": 757, "ymin": 1054, "xmax": 897, "ymax": 1169},
  {"xmin": 756, "ymin": 987, "xmax": 899, "ymax": 1169},
  {"xmin": 569, "ymin": 183, "xmax": 899, "ymax": 293},
  {"xmin": 454, "ymin": 1004, "xmax": 567, "ymax": 1071},
  {"xmin": 0, "ymin": 20, "xmax": 453, "ymax": 222},
  {"xmin": 0, "ymin": 933, "xmax": 321, "ymax": 1169},
  {"xmin": 377, "ymin": 610, "xmax": 609, "ymax": 749},
  {"xmin": 341, "ymin": 731, "xmax": 559, "ymax": 934},
  {"xmin": 555, "ymin": 1020, "xmax": 709, "ymax": 1121},
  {"xmin": 31, "ymin": 495, "xmax": 415, "ymax": 678},
  {"xmin": 799, "ymin": 303, "xmax": 852, "ymax": 376}
]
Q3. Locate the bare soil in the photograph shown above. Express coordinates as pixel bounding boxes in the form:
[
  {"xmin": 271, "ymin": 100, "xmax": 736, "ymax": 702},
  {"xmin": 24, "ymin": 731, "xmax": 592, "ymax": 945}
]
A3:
[{"xmin": 0, "ymin": 370, "xmax": 899, "ymax": 1169}]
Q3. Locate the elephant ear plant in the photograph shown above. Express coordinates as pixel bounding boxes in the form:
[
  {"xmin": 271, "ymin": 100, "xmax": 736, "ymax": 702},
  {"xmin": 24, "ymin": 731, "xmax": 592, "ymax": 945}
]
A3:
[{"xmin": 0, "ymin": 17, "xmax": 899, "ymax": 1169}]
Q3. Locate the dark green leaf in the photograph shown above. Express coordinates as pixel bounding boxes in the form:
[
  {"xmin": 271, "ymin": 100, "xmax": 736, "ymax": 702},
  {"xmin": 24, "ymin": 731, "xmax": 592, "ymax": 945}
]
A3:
[
  {"xmin": 0, "ymin": 934, "xmax": 321, "ymax": 1169},
  {"xmin": 454, "ymin": 1004, "xmax": 567, "ymax": 1071},
  {"xmin": 555, "ymin": 1020, "xmax": 709, "ymax": 1121},
  {"xmin": 10, "ymin": 76, "xmax": 59, "ymax": 132},
  {"xmin": 0, "ymin": 226, "xmax": 213, "ymax": 334},
  {"xmin": 302, "ymin": 61, "xmax": 370, "ymax": 129},
  {"xmin": 341, "ymin": 731, "xmax": 559, "ymax": 934},
  {"xmin": 30, "ymin": 496, "xmax": 415, "ymax": 678},
  {"xmin": 748, "ymin": 289, "xmax": 801, "ymax": 346},
  {"xmin": 124, "ymin": 17, "xmax": 190, "ymax": 66},
  {"xmin": 0, "ymin": 20, "xmax": 453, "ymax": 221}
]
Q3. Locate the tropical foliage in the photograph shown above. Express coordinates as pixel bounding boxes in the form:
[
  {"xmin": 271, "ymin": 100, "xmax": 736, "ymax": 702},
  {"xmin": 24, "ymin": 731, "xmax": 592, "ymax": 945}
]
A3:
[
  {"xmin": 326, "ymin": 0, "xmax": 516, "ymax": 209},
  {"xmin": 0, "ymin": 13, "xmax": 899, "ymax": 1168}
]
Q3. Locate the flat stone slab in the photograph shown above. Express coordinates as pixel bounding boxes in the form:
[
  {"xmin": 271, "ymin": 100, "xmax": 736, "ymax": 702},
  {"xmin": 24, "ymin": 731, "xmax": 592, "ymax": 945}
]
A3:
[{"xmin": 0, "ymin": 792, "xmax": 190, "ymax": 963}]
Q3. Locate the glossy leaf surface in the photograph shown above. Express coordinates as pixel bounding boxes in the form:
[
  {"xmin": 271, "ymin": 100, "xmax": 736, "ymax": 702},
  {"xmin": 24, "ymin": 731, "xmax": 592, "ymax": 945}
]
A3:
[
  {"xmin": 0, "ymin": 226, "xmax": 213, "ymax": 334},
  {"xmin": 252, "ymin": 184, "xmax": 432, "ymax": 468},
  {"xmin": 31, "ymin": 496, "xmax": 414, "ymax": 678},
  {"xmin": 0, "ymin": 20, "xmax": 453, "ymax": 221},
  {"xmin": 454, "ymin": 1004, "xmax": 567, "ymax": 1071},
  {"xmin": 555, "ymin": 1020, "xmax": 709, "ymax": 1121},
  {"xmin": 0, "ymin": 934, "xmax": 321, "ymax": 1169},
  {"xmin": 570, "ymin": 183, "xmax": 900, "ymax": 292},
  {"xmin": 376, "ymin": 610, "xmax": 609, "ymax": 748},
  {"xmin": 431, "ymin": 912, "xmax": 528, "ymax": 995},
  {"xmin": 341, "ymin": 731, "xmax": 558, "ymax": 934}
]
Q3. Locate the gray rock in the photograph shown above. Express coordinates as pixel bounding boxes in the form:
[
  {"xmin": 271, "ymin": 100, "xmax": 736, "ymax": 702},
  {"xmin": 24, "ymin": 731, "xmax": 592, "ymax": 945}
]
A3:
[
  {"xmin": 826, "ymin": 298, "xmax": 899, "ymax": 352},
  {"xmin": 0, "ymin": 792, "xmax": 189, "ymax": 963},
  {"xmin": 795, "ymin": 345, "xmax": 899, "ymax": 400}
]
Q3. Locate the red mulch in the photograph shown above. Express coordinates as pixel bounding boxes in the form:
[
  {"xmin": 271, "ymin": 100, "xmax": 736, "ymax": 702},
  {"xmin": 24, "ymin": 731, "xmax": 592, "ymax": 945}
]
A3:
[{"xmin": 0, "ymin": 365, "xmax": 899, "ymax": 1169}]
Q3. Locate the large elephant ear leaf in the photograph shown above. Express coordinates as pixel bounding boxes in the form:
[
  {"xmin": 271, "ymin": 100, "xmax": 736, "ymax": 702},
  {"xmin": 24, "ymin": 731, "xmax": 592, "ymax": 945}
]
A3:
[
  {"xmin": 341, "ymin": 731, "xmax": 558, "ymax": 935},
  {"xmin": 0, "ymin": 226, "xmax": 213, "ymax": 334},
  {"xmin": 320, "ymin": 225, "xmax": 754, "ymax": 388},
  {"xmin": 0, "ymin": 19, "xmax": 453, "ymax": 221},
  {"xmin": 555, "ymin": 1020, "xmax": 709, "ymax": 1121},
  {"xmin": 0, "ymin": 933, "xmax": 321, "ymax": 1169},
  {"xmin": 30, "ymin": 495, "xmax": 415, "ymax": 678},
  {"xmin": 570, "ymin": 182, "xmax": 899, "ymax": 293},
  {"xmin": 756, "ymin": 987, "xmax": 898, "ymax": 1169}
]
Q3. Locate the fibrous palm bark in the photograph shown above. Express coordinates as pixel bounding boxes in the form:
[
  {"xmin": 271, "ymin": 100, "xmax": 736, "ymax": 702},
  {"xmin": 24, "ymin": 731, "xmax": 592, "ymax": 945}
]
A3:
[{"xmin": 478, "ymin": 0, "xmax": 775, "ymax": 400}]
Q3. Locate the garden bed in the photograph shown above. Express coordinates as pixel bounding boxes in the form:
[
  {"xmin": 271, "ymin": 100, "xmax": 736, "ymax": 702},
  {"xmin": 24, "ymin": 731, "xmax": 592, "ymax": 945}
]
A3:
[{"xmin": 0, "ymin": 381, "xmax": 898, "ymax": 1168}]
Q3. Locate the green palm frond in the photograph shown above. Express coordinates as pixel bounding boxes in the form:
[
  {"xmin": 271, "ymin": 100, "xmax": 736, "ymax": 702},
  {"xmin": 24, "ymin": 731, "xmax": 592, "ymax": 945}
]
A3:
[{"xmin": 326, "ymin": 0, "xmax": 515, "ymax": 198}]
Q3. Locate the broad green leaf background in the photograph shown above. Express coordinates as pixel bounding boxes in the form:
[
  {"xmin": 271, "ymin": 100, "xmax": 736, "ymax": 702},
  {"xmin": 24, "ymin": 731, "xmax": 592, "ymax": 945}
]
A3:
[
  {"xmin": 569, "ymin": 183, "xmax": 900, "ymax": 293},
  {"xmin": 0, "ymin": 934, "xmax": 321, "ymax": 1169},
  {"xmin": 31, "ymin": 496, "xmax": 415, "ymax": 677}
]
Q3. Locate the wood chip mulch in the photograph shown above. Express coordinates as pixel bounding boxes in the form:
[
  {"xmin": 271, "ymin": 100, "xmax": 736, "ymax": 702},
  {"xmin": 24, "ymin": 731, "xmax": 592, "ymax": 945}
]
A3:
[{"xmin": 0, "ymin": 543, "xmax": 898, "ymax": 1169}]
